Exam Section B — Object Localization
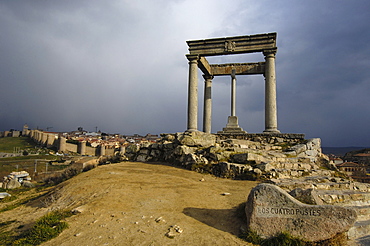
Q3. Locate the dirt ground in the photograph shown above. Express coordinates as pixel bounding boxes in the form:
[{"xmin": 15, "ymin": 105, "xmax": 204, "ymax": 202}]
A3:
[{"xmin": 1, "ymin": 162, "xmax": 258, "ymax": 246}]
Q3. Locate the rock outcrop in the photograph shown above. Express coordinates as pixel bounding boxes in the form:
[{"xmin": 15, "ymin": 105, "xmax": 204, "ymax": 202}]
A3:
[
  {"xmin": 245, "ymin": 183, "xmax": 357, "ymax": 242},
  {"xmin": 2, "ymin": 171, "xmax": 32, "ymax": 189},
  {"xmin": 122, "ymin": 132, "xmax": 330, "ymax": 180}
]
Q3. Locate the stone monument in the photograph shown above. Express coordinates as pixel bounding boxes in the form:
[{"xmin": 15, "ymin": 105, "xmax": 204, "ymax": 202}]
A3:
[{"xmin": 186, "ymin": 33, "xmax": 280, "ymax": 134}]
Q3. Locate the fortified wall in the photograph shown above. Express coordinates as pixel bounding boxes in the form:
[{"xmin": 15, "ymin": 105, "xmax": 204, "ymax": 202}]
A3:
[{"xmin": 24, "ymin": 130, "xmax": 114, "ymax": 156}]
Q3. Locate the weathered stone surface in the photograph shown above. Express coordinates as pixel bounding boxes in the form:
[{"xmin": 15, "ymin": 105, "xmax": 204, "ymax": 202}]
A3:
[
  {"xmin": 174, "ymin": 145, "xmax": 196, "ymax": 155},
  {"xmin": 245, "ymin": 183, "xmax": 357, "ymax": 242},
  {"xmin": 215, "ymin": 162, "xmax": 253, "ymax": 178},
  {"xmin": 5, "ymin": 179, "xmax": 21, "ymax": 189},
  {"xmin": 177, "ymin": 131, "xmax": 216, "ymax": 147},
  {"xmin": 231, "ymin": 152, "xmax": 268, "ymax": 164},
  {"xmin": 289, "ymin": 188, "xmax": 323, "ymax": 205},
  {"xmin": 22, "ymin": 181, "xmax": 35, "ymax": 188},
  {"xmin": 136, "ymin": 154, "xmax": 150, "ymax": 162},
  {"xmin": 256, "ymin": 163, "xmax": 274, "ymax": 172},
  {"xmin": 126, "ymin": 144, "xmax": 140, "ymax": 154},
  {"xmin": 0, "ymin": 192, "xmax": 11, "ymax": 199}
]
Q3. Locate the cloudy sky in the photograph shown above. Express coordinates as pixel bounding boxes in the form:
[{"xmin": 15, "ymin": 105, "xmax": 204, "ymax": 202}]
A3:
[{"xmin": 1, "ymin": 0, "xmax": 370, "ymax": 147}]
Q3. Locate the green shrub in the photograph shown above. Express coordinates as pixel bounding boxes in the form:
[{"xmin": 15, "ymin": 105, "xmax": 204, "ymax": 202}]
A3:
[
  {"xmin": 44, "ymin": 167, "xmax": 81, "ymax": 185},
  {"xmin": 239, "ymin": 229, "xmax": 262, "ymax": 244},
  {"xmin": 13, "ymin": 210, "xmax": 72, "ymax": 245},
  {"xmin": 240, "ymin": 230, "xmax": 306, "ymax": 246},
  {"xmin": 240, "ymin": 230, "xmax": 347, "ymax": 246},
  {"xmin": 261, "ymin": 232, "xmax": 305, "ymax": 246}
]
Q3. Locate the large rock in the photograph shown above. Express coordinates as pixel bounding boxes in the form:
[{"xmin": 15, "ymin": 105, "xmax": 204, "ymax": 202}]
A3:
[
  {"xmin": 245, "ymin": 183, "xmax": 357, "ymax": 242},
  {"xmin": 177, "ymin": 132, "xmax": 216, "ymax": 148},
  {"xmin": 5, "ymin": 179, "xmax": 21, "ymax": 189},
  {"xmin": 0, "ymin": 192, "xmax": 11, "ymax": 199}
]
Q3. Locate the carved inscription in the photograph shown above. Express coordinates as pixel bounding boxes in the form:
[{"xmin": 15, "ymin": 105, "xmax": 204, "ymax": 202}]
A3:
[
  {"xmin": 257, "ymin": 206, "xmax": 321, "ymax": 218},
  {"xmin": 225, "ymin": 40, "xmax": 236, "ymax": 52}
]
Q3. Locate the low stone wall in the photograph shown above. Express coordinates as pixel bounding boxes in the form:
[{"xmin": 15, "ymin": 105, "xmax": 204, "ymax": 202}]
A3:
[{"xmin": 122, "ymin": 131, "xmax": 330, "ymax": 180}]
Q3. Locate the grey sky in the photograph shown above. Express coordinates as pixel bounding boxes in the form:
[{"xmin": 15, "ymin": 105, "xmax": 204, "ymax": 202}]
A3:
[{"xmin": 1, "ymin": 0, "xmax": 370, "ymax": 147}]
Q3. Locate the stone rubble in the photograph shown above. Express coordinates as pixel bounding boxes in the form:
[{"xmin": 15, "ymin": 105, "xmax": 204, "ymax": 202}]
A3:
[
  {"xmin": 2, "ymin": 171, "xmax": 32, "ymax": 189},
  {"xmin": 121, "ymin": 132, "xmax": 329, "ymax": 181},
  {"xmin": 165, "ymin": 225, "xmax": 183, "ymax": 238}
]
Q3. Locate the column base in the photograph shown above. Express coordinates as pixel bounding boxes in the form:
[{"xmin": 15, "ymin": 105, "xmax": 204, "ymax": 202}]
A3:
[
  {"xmin": 217, "ymin": 116, "xmax": 247, "ymax": 134},
  {"xmin": 186, "ymin": 129, "xmax": 199, "ymax": 132},
  {"xmin": 263, "ymin": 128, "xmax": 281, "ymax": 133}
]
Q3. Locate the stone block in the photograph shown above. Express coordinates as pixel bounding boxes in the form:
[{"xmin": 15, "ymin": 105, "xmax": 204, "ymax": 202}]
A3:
[
  {"xmin": 136, "ymin": 154, "xmax": 149, "ymax": 162},
  {"xmin": 174, "ymin": 145, "xmax": 196, "ymax": 156},
  {"xmin": 256, "ymin": 163, "xmax": 274, "ymax": 172},
  {"xmin": 0, "ymin": 192, "xmax": 10, "ymax": 199},
  {"xmin": 284, "ymin": 151, "xmax": 296, "ymax": 156},
  {"xmin": 126, "ymin": 144, "xmax": 140, "ymax": 154},
  {"xmin": 177, "ymin": 132, "xmax": 216, "ymax": 147},
  {"xmin": 306, "ymin": 138, "xmax": 321, "ymax": 150},
  {"xmin": 245, "ymin": 183, "xmax": 357, "ymax": 242},
  {"xmin": 5, "ymin": 179, "xmax": 21, "ymax": 189},
  {"xmin": 232, "ymin": 152, "xmax": 268, "ymax": 164},
  {"xmin": 289, "ymin": 144, "xmax": 307, "ymax": 154},
  {"xmin": 305, "ymin": 150, "xmax": 319, "ymax": 157},
  {"xmin": 289, "ymin": 188, "xmax": 324, "ymax": 205}
]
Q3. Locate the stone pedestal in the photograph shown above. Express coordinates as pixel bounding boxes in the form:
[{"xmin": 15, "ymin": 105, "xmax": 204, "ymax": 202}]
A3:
[{"xmin": 218, "ymin": 116, "xmax": 247, "ymax": 134}]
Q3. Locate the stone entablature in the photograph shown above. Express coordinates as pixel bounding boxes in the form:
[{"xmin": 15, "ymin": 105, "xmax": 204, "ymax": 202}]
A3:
[{"xmin": 187, "ymin": 33, "xmax": 276, "ymax": 56}]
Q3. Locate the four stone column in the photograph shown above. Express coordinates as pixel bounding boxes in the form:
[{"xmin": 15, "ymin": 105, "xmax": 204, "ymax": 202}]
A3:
[
  {"xmin": 231, "ymin": 69, "xmax": 236, "ymax": 117},
  {"xmin": 203, "ymin": 75, "xmax": 213, "ymax": 133},
  {"xmin": 186, "ymin": 55, "xmax": 199, "ymax": 132},
  {"xmin": 186, "ymin": 51, "xmax": 280, "ymax": 134},
  {"xmin": 263, "ymin": 49, "xmax": 280, "ymax": 133}
]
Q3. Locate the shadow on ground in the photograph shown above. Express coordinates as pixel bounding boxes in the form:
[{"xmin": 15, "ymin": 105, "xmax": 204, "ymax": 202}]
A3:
[
  {"xmin": 356, "ymin": 235, "xmax": 370, "ymax": 246},
  {"xmin": 183, "ymin": 202, "xmax": 247, "ymax": 236}
]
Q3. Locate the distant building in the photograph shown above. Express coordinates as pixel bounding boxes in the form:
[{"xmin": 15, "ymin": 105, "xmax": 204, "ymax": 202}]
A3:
[
  {"xmin": 329, "ymin": 157, "xmax": 343, "ymax": 165},
  {"xmin": 336, "ymin": 162, "xmax": 366, "ymax": 177},
  {"xmin": 85, "ymin": 132, "xmax": 101, "ymax": 137}
]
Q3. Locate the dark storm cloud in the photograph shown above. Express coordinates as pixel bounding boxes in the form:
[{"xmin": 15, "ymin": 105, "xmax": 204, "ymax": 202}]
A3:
[{"xmin": 1, "ymin": 0, "xmax": 370, "ymax": 146}]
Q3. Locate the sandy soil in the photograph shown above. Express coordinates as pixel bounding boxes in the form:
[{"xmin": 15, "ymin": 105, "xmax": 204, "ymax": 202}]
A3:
[{"xmin": 1, "ymin": 162, "xmax": 258, "ymax": 246}]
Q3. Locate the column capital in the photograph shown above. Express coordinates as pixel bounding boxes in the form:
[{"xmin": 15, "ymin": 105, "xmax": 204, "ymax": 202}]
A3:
[
  {"xmin": 263, "ymin": 48, "xmax": 277, "ymax": 58},
  {"xmin": 186, "ymin": 54, "xmax": 199, "ymax": 62},
  {"xmin": 202, "ymin": 74, "xmax": 214, "ymax": 80}
]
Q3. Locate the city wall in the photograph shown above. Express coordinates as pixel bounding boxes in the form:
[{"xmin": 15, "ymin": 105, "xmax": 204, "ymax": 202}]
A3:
[{"xmin": 17, "ymin": 130, "xmax": 114, "ymax": 156}]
